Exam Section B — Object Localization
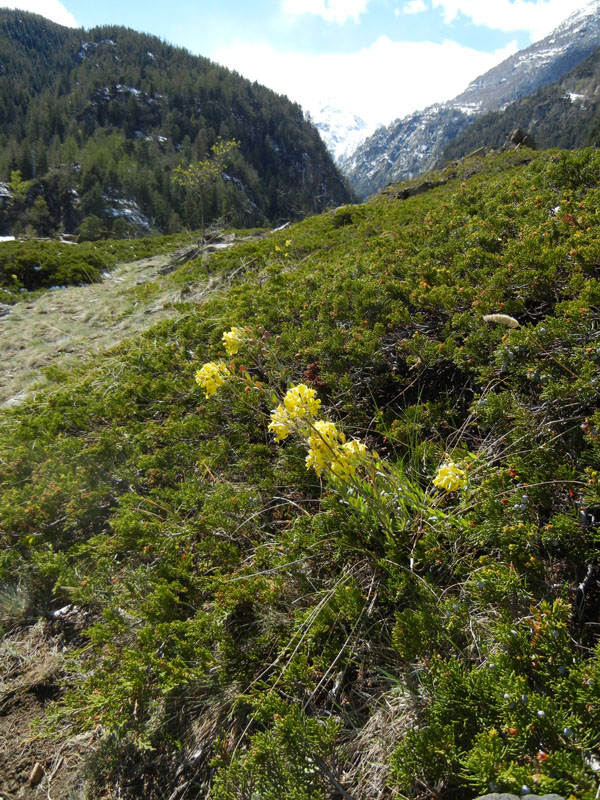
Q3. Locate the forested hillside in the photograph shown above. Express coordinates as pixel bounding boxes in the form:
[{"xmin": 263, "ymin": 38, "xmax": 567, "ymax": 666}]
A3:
[
  {"xmin": 0, "ymin": 10, "xmax": 351, "ymax": 238},
  {"xmin": 2, "ymin": 147, "xmax": 600, "ymax": 798}
]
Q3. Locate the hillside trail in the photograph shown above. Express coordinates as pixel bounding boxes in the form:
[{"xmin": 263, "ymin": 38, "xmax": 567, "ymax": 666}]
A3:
[{"xmin": 0, "ymin": 235, "xmax": 252, "ymax": 408}]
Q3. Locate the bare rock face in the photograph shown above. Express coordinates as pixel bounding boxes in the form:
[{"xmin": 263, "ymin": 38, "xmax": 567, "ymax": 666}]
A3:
[{"xmin": 507, "ymin": 128, "xmax": 536, "ymax": 149}]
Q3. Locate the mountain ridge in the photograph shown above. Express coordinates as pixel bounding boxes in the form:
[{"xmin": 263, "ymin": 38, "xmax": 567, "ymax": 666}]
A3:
[
  {"xmin": 0, "ymin": 10, "xmax": 352, "ymax": 237},
  {"xmin": 342, "ymin": 0, "xmax": 600, "ymax": 197},
  {"xmin": 437, "ymin": 45, "xmax": 600, "ymax": 165}
]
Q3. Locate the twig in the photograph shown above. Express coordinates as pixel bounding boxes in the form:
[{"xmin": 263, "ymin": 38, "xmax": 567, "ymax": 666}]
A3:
[{"xmin": 313, "ymin": 754, "xmax": 358, "ymax": 800}]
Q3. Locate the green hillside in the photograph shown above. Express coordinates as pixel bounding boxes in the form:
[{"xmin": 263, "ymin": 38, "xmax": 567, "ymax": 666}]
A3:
[
  {"xmin": 2, "ymin": 148, "xmax": 600, "ymax": 798},
  {"xmin": 0, "ymin": 10, "xmax": 351, "ymax": 238}
]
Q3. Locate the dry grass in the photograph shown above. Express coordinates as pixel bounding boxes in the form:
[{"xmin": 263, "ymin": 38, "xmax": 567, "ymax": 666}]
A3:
[
  {"xmin": 341, "ymin": 686, "xmax": 418, "ymax": 800},
  {"xmin": 0, "ymin": 247, "xmax": 218, "ymax": 408},
  {"xmin": 0, "ymin": 619, "xmax": 99, "ymax": 799}
]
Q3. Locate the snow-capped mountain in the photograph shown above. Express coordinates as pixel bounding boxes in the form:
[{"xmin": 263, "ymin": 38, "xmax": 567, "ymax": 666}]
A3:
[
  {"xmin": 311, "ymin": 104, "xmax": 371, "ymax": 164},
  {"xmin": 453, "ymin": 0, "xmax": 600, "ymax": 113},
  {"xmin": 439, "ymin": 45, "xmax": 600, "ymax": 164},
  {"xmin": 343, "ymin": 0, "xmax": 600, "ymax": 197}
]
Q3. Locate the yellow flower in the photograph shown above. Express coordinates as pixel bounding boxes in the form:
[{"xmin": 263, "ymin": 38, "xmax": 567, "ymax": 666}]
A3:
[
  {"xmin": 433, "ymin": 461, "xmax": 466, "ymax": 492},
  {"xmin": 305, "ymin": 420, "xmax": 345, "ymax": 475},
  {"xmin": 195, "ymin": 362, "xmax": 230, "ymax": 398},
  {"xmin": 283, "ymin": 384, "xmax": 321, "ymax": 420},
  {"xmin": 268, "ymin": 404, "xmax": 292, "ymax": 442},
  {"xmin": 222, "ymin": 327, "xmax": 247, "ymax": 356},
  {"xmin": 331, "ymin": 439, "xmax": 367, "ymax": 481}
]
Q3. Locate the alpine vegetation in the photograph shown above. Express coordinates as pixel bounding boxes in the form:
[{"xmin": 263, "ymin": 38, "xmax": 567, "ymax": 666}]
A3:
[{"xmin": 2, "ymin": 148, "xmax": 600, "ymax": 799}]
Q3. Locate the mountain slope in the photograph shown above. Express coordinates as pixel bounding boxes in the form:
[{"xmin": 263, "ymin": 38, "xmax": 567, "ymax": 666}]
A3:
[
  {"xmin": 439, "ymin": 46, "xmax": 600, "ymax": 163},
  {"xmin": 2, "ymin": 148, "xmax": 600, "ymax": 798},
  {"xmin": 312, "ymin": 103, "xmax": 371, "ymax": 164},
  {"xmin": 341, "ymin": 103, "xmax": 472, "ymax": 198},
  {"xmin": 0, "ymin": 10, "xmax": 352, "ymax": 237},
  {"xmin": 343, "ymin": 0, "xmax": 600, "ymax": 197},
  {"xmin": 452, "ymin": 0, "xmax": 600, "ymax": 113}
]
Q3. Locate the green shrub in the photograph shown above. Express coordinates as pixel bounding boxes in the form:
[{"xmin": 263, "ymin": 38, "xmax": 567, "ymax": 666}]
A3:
[{"xmin": 2, "ymin": 149, "xmax": 600, "ymax": 797}]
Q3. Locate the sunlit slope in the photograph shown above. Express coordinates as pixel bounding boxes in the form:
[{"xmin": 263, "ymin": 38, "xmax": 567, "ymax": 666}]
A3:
[{"xmin": 1, "ymin": 148, "xmax": 600, "ymax": 799}]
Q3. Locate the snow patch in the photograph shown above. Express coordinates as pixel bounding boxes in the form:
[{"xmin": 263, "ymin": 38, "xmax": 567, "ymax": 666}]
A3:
[
  {"xmin": 103, "ymin": 195, "xmax": 152, "ymax": 231},
  {"xmin": 312, "ymin": 104, "xmax": 371, "ymax": 164}
]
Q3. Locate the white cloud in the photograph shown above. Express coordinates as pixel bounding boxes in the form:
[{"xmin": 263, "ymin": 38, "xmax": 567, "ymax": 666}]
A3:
[
  {"xmin": 283, "ymin": 0, "xmax": 371, "ymax": 24},
  {"xmin": 3, "ymin": 1, "xmax": 77, "ymax": 27},
  {"xmin": 212, "ymin": 36, "xmax": 518, "ymax": 129},
  {"xmin": 431, "ymin": 0, "xmax": 591, "ymax": 41},
  {"xmin": 403, "ymin": 0, "xmax": 427, "ymax": 13}
]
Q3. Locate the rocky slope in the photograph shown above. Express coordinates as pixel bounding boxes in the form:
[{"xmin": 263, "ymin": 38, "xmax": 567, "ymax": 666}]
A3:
[
  {"xmin": 439, "ymin": 46, "xmax": 600, "ymax": 164},
  {"xmin": 342, "ymin": 0, "xmax": 600, "ymax": 197}
]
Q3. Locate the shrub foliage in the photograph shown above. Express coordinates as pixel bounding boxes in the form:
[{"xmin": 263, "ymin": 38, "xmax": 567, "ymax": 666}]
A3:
[{"xmin": 2, "ymin": 148, "xmax": 600, "ymax": 798}]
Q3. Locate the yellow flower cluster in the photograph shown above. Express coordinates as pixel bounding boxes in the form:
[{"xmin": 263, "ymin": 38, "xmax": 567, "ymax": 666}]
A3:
[
  {"xmin": 283, "ymin": 384, "xmax": 321, "ymax": 420},
  {"xmin": 305, "ymin": 420, "xmax": 346, "ymax": 474},
  {"xmin": 274, "ymin": 240, "xmax": 292, "ymax": 256},
  {"xmin": 195, "ymin": 361, "xmax": 230, "ymax": 398},
  {"xmin": 267, "ymin": 384, "xmax": 369, "ymax": 481},
  {"xmin": 432, "ymin": 461, "xmax": 466, "ymax": 492},
  {"xmin": 222, "ymin": 327, "xmax": 247, "ymax": 356},
  {"xmin": 331, "ymin": 439, "xmax": 367, "ymax": 480},
  {"xmin": 268, "ymin": 384, "xmax": 321, "ymax": 442},
  {"xmin": 268, "ymin": 404, "xmax": 293, "ymax": 442}
]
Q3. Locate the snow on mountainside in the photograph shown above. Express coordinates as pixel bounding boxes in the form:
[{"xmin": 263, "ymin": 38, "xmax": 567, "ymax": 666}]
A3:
[
  {"xmin": 438, "ymin": 45, "xmax": 600, "ymax": 164},
  {"xmin": 341, "ymin": 104, "xmax": 473, "ymax": 198},
  {"xmin": 311, "ymin": 104, "xmax": 371, "ymax": 164},
  {"xmin": 453, "ymin": 0, "xmax": 600, "ymax": 113},
  {"xmin": 343, "ymin": 0, "xmax": 600, "ymax": 197}
]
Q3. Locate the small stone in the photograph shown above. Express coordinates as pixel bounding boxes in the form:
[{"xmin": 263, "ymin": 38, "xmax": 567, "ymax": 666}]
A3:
[
  {"xmin": 28, "ymin": 762, "xmax": 44, "ymax": 786},
  {"xmin": 473, "ymin": 793, "xmax": 566, "ymax": 800}
]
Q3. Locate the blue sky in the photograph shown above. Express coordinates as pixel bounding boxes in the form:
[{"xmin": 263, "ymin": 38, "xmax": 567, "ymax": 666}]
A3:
[{"xmin": 6, "ymin": 0, "xmax": 594, "ymax": 129}]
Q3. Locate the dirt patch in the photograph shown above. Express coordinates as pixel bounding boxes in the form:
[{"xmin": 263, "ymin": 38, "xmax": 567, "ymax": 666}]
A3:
[{"xmin": 0, "ymin": 618, "xmax": 99, "ymax": 799}]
